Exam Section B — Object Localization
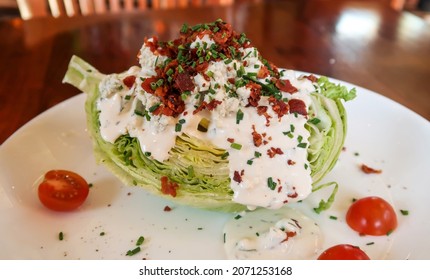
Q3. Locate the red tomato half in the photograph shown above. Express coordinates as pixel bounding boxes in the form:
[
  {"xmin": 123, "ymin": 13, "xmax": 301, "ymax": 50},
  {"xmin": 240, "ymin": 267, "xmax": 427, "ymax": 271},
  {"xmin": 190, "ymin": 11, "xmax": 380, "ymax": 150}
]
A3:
[
  {"xmin": 318, "ymin": 244, "xmax": 370, "ymax": 260},
  {"xmin": 38, "ymin": 170, "xmax": 89, "ymax": 211},
  {"xmin": 346, "ymin": 196, "xmax": 397, "ymax": 236}
]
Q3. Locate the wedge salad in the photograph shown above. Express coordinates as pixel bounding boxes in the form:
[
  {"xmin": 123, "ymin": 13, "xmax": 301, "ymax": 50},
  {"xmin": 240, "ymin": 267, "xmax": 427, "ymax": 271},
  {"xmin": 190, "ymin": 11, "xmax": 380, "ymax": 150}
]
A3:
[{"xmin": 63, "ymin": 19, "xmax": 355, "ymax": 212}]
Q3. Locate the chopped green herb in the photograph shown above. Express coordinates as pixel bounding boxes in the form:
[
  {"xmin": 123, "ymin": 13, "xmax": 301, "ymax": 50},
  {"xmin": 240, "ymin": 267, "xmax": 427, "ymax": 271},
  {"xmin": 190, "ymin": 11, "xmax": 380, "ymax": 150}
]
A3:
[
  {"xmin": 236, "ymin": 109, "xmax": 244, "ymax": 124},
  {"xmin": 254, "ymin": 151, "xmax": 262, "ymax": 158},
  {"xmin": 88, "ymin": 183, "xmax": 93, "ymax": 188},
  {"xmin": 136, "ymin": 236, "xmax": 145, "ymax": 246},
  {"xmin": 124, "ymin": 95, "xmax": 131, "ymax": 100},
  {"xmin": 309, "ymin": 118, "xmax": 321, "ymax": 125},
  {"xmin": 329, "ymin": 215, "xmax": 338, "ymax": 220},
  {"xmin": 400, "ymin": 209, "xmax": 409, "ymax": 216},
  {"xmin": 234, "ymin": 215, "xmax": 242, "ymax": 220},
  {"xmin": 221, "ymin": 152, "xmax": 229, "ymax": 160},
  {"xmin": 267, "ymin": 177, "xmax": 277, "ymax": 190},
  {"xmin": 148, "ymin": 103, "xmax": 160, "ymax": 113},
  {"xmin": 180, "ymin": 23, "xmax": 188, "ymax": 33},
  {"xmin": 297, "ymin": 143, "xmax": 308, "ymax": 148},
  {"xmin": 386, "ymin": 229, "xmax": 394, "ymax": 236},
  {"xmin": 58, "ymin": 232, "xmax": 64, "ymax": 241},
  {"xmin": 126, "ymin": 247, "xmax": 141, "ymax": 256},
  {"xmin": 366, "ymin": 242, "xmax": 375, "ymax": 246},
  {"xmin": 230, "ymin": 142, "xmax": 242, "ymax": 150},
  {"xmin": 100, "ymin": 232, "xmax": 105, "ymax": 236},
  {"xmin": 247, "ymin": 159, "xmax": 253, "ymax": 165},
  {"xmin": 175, "ymin": 123, "xmax": 182, "ymax": 132}
]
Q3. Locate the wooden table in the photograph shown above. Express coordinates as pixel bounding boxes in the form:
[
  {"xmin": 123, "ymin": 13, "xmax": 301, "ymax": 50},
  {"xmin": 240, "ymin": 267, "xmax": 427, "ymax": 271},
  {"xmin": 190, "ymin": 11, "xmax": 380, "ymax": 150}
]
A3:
[{"xmin": 1, "ymin": 0, "xmax": 429, "ymax": 144}]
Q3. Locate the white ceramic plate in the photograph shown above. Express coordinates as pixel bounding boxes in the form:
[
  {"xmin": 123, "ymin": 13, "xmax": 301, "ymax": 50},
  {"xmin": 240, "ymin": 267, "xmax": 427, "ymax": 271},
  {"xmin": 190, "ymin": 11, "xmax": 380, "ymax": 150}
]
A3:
[{"xmin": 1, "ymin": 79, "xmax": 429, "ymax": 260}]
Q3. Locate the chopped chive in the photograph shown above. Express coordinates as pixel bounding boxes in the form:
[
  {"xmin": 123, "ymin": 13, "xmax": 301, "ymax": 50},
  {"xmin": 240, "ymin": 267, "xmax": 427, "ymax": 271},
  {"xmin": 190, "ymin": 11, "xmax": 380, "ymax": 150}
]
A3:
[
  {"xmin": 223, "ymin": 233, "xmax": 226, "ymax": 243},
  {"xmin": 283, "ymin": 131, "xmax": 294, "ymax": 138},
  {"xmin": 144, "ymin": 151, "xmax": 151, "ymax": 157},
  {"xmin": 236, "ymin": 109, "xmax": 244, "ymax": 124},
  {"xmin": 180, "ymin": 23, "xmax": 188, "ymax": 33},
  {"xmin": 100, "ymin": 232, "xmax": 105, "ymax": 236},
  {"xmin": 309, "ymin": 118, "xmax": 321, "ymax": 125},
  {"xmin": 175, "ymin": 123, "xmax": 182, "ymax": 132},
  {"xmin": 221, "ymin": 152, "xmax": 229, "ymax": 159},
  {"xmin": 148, "ymin": 103, "xmax": 160, "ymax": 112},
  {"xmin": 386, "ymin": 229, "xmax": 394, "ymax": 236},
  {"xmin": 366, "ymin": 242, "xmax": 375, "ymax": 246},
  {"xmin": 230, "ymin": 143, "xmax": 242, "ymax": 150},
  {"xmin": 247, "ymin": 159, "xmax": 253, "ymax": 165},
  {"xmin": 297, "ymin": 143, "xmax": 307, "ymax": 148},
  {"xmin": 126, "ymin": 247, "xmax": 141, "ymax": 256},
  {"xmin": 267, "ymin": 177, "xmax": 277, "ymax": 190},
  {"xmin": 297, "ymin": 135, "xmax": 303, "ymax": 143},
  {"xmin": 124, "ymin": 95, "xmax": 131, "ymax": 100},
  {"xmin": 136, "ymin": 236, "xmax": 145, "ymax": 246},
  {"xmin": 329, "ymin": 215, "xmax": 338, "ymax": 220},
  {"xmin": 89, "ymin": 183, "xmax": 93, "ymax": 188},
  {"xmin": 254, "ymin": 151, "xmax": 262, "ymax": 158},
  {"xmin": 400, "ymin": 209, "xmax": 409, "ymax": 216},
  {"xmin": 59, "ymin": 232, "xmax": 64, "ymax": 241},
  {"xmin": 178, "ymin": 119, "xmax": 186, "ymax": 124},
  {"xmin": 166, "ymin": 68, "xmax": 174, "ymax": 76},
  {"xmin": 206, "ymin": 70, "xmax": 214, "ymax": 78},
  {"xmin": 234, "ymin": 215, "xmax": 242, "ymax": 220},
  {"xmin": 290, "ymin": 124, "xmax": 295, "ymax": 132}
]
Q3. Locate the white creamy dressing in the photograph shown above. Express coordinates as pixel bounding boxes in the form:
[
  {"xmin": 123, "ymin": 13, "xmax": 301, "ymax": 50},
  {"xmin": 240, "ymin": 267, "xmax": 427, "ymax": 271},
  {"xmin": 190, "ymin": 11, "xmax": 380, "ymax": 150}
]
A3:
[
  {"xmin": 223, "ymin": 207, "xmax": 322, "ymax": 259},
  {"xmin": 97, "ymin": 38, "xmax": 316, "ymax": 209}
]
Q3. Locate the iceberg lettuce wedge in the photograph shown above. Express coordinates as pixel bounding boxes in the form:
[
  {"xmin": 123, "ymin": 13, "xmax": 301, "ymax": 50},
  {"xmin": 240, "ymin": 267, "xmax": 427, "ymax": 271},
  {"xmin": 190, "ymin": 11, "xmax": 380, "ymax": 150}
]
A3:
[{"xmin": 63, "ymin": 55, "xmax": 355, "ymax": 212}]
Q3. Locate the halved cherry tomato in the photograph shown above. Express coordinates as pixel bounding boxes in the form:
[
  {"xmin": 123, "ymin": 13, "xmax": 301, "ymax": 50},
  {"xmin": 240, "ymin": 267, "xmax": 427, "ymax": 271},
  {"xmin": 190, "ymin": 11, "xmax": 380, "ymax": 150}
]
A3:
[
  {"xmin": 346, "ymin": 196, "xmax": 397, "ymax": 236},
  {"xmin": 318, "ymin": 244, "xmax": 370, "ymax": 260},
  {"xmin": 38, "ymin": 170, "xmax": 89, "ymax": 211}
]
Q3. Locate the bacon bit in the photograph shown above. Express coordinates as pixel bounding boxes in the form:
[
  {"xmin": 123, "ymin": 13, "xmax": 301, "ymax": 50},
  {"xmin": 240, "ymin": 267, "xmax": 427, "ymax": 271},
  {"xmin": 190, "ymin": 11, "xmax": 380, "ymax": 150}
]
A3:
[
  {"xmin": 141, "ymin": 77, "xmax": 158, "ymax": 94},
  {"xmin": 281, "ymin": 231, "xmax": 297, "ymax": 243},
  {"xmin": 233, "ymin": 170, "xmax": 244, "ymax": 183},
  {"xmin": 305, "ymin": 74, "xmax": 318, "ymax": 83},
  {"xmin": 251, "ymin": 125, "xmax": 263, "ymax": 147},
  {"xmin": 288, "ymin": 99, "xmax": 307, "ymax": 116},
  {"xmin": 267, "ymin": 147, "xmax": 283, "ymax": 158},
  {"xmin": 287, "ymin": 187, "xmax": 298, "ymax": 198},
  {"xmin": 123, "ymin": 75, "xmax": 136, "ymax": 88},
  {"xmin": 277, "ymin": 186, "xmax": 283, "ymax": 193},
  {"xmin": 163, "ymin": 205, "xmax": 172, "ymax": 212},
  {"xmin": 275, "ymin": 79, "xmax": 298, "ymax": 94},
  {"xmin": 160, "ymin": 176, "xmax": 179, "ymax": 197},
  {"xmin": 175, "ymin": 72, "xmax": 195, "ymax": 92},
  {"xmin": 257, "ymin": 106, "xmax": 272, "ymax": 126},
  {"xmin": 268, "ymin": 96, "xmax": 289, "ymax": 119},
  {"xmin": 227, "ymin": 138, "xmax": 235, "ymax": 143},
  {"xmin": 144, "ymin": 36, "xmax": 159, "ymax": 53},
  {"xmin": 256, "ymin": 106, "xmax": 267, "ymax": 115},
  {"xmin": 195, "ymin": 61, "xmax": 209, "ymax": 73},
  {"xmin": 257, "ymin": 66, "xmax": 270, "ymax": 79},
  {"xmin": 192, "ymin": 99, "xmax": 222, "ymax": 114},
  {"xmin": 287, "ymin": 159, "xmax": 296, "ymax": 165},
  {"xmin": 246, "ymin": 82, "xmax": 262, "ymax": 107},
  {"xmin": 360, "ymin": 164, "xmax": 382, "ymax": 174}
]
